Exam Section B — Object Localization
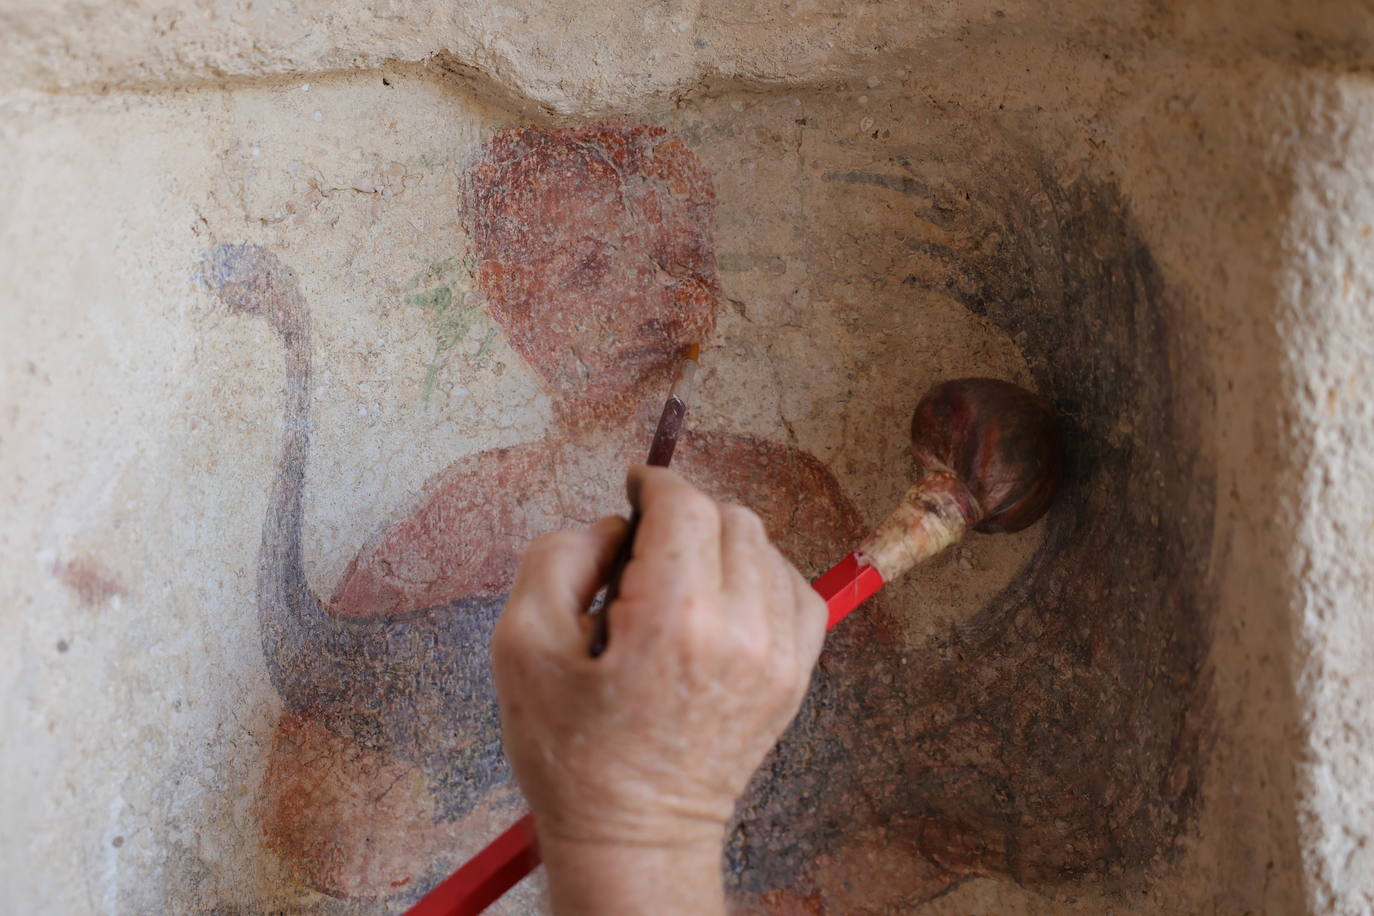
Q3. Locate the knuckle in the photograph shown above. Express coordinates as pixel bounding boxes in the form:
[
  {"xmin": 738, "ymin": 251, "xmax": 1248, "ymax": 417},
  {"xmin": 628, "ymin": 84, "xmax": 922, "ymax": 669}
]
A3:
[
  {"xmin": 674, "ymin": 488, "xmax": 720, "ymax": 526},
  {"xmin": 722, "ymin": 503, "xmax": 765, "ymax": 532},
  {"xmin": 520, "ymin": 529, "xmax": 583, "ymax": 569},
  {"xmin": 729, "ymin": 621, "xmax": 773, "ymax": 672},
  {"xmin": 528, "ymin": 528, "xmax": 578, "ymax": 554},
  {"xmin": 725, "ymin": 505, "xmax": 769, "ymax": 527},
  {"xmin": 678, "ymin": 603, "xmax": 721, "ymax": 653}
]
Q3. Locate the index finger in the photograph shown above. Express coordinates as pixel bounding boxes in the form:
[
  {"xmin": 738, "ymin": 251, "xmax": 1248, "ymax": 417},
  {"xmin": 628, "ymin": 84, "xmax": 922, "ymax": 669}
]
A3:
[
  {"xmin": 617, "ymin": 466, "xmax": 723, "ymax": 600},
  {"xmin": 498, "ymin": 516, "xmax": 630, "ymax": 651}
]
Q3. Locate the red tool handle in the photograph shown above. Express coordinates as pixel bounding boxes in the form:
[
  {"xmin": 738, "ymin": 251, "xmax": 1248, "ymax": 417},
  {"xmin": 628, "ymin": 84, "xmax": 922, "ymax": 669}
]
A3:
[
  {"xmin": 405, "ymin": 552, "xmax": 886, "ymax": 916},
  {"xmin": 405, "ymin": 813, "xmax": 539, "ymax": 916},
  {"xmin": 811, "ymin": 551, "xmax": 887, "ymax": 629}
]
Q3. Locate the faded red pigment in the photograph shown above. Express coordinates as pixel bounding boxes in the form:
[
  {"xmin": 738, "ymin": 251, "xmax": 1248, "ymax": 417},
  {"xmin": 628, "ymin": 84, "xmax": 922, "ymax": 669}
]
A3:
[
  {"xmin": 467, "ymin": 125, "xmax": 718, "ymax": 415},
  {"xmin": 53, "ymin": 554, "xmax": 127, "ymax": 609}
]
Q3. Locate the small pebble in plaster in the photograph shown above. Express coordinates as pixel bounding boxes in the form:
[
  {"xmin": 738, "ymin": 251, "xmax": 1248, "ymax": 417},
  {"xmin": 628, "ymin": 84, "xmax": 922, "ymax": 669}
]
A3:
[
  {"xmin": 860, "ymin": 117, "xmax": 875, "ymax": 132},
  {"xmin": 311, "ymin": 110, "xmax": 323, "ymax": 122},
  {"xmin": 55, "ymin": 639, "xmax": 69, "ymax": 653},
  {"xmin": 111, "ymin": 836, "xmax": 124, "ymax": 848},
  {"xmin": 867, "ymin": 76, "xmax": 881, "ymax": 88}
]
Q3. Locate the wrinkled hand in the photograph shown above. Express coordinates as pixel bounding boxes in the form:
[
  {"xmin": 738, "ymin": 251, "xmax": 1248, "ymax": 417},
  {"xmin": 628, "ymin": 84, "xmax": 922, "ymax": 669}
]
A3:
[{"xmin": 491, "ymin": 466, "xmax": 827, "ymax": 855}]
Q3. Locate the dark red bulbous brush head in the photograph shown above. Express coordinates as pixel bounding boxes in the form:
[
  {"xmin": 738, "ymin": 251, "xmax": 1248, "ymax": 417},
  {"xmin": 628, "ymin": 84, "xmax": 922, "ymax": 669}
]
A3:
[{"xmin": 910, "ymin": 378, "xmax": 1065, "ymax": 534}]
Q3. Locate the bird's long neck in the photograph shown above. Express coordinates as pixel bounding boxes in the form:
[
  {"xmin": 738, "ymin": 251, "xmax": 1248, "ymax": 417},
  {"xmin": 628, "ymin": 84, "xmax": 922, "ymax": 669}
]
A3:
[
  {"xmin": 257, "ymin": 299, "xmax": 329, "ymax": 683},
  {"xmin": 270, "ymin": 316, "xmax": 310, "ymax": 581}
]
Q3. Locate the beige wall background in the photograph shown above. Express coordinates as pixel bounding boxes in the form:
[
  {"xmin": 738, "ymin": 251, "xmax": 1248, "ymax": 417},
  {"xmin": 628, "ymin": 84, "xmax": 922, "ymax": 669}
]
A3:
[{"xmin": 2, "ymin": 2, "xmax": 1372, "ymax": 913}]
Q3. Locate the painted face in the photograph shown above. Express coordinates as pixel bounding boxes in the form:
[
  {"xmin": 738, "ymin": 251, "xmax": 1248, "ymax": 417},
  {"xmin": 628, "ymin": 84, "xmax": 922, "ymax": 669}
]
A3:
[{"xmin": 465, "ymin": 124, "xmax": 719, "ymax": 412}]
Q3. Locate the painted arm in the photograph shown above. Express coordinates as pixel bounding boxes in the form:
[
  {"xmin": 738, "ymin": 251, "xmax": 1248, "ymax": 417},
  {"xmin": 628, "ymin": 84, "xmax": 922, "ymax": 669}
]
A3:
[
  {"xmin": 329, "ymin": 444, "xmax": 554, "ymax": 617},
  {"xmin": 674, "ymin": 429, "xmax": 867, "ymax": 572}
]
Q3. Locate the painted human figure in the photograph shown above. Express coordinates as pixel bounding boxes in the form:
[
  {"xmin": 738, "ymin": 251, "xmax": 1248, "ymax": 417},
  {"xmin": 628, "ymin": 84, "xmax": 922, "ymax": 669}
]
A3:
[{"xmin": 204, "ymin": 125, "xmax": 909, "ymax": 905}]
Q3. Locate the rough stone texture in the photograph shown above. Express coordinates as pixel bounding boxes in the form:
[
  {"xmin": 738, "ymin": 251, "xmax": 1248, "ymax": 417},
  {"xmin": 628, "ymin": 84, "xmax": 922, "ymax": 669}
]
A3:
[{"xmin": 2, "ymin": 3, "xmax": 1372, "ymax": 914}]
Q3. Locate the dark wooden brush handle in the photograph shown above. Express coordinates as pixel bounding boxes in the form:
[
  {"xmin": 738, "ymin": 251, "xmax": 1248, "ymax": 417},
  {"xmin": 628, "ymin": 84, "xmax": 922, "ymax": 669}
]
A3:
[
  {"xmin": 587, "ymin": 507, "xmax": 639, "ymax": 658},
  {"xmin": 587, "ymin": 394, "xmax": 685, "ymax": 657}
]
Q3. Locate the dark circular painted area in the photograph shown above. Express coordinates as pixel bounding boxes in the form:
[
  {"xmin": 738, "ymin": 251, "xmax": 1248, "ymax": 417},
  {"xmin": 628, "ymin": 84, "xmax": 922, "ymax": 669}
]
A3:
[{"xmin": 729, "ymin": 125, "xmax": 1216, "ymax": 902}]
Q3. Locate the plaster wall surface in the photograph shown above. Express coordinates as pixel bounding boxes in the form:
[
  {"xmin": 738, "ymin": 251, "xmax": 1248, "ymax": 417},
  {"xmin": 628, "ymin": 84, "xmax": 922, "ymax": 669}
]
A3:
[{"xmin": 1, "ymin": 3, "xmax": 1371, "ymax": 914}]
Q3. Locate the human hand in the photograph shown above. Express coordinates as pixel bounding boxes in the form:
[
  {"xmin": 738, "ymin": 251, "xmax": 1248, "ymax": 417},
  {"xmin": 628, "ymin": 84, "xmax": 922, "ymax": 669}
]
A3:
[{"xmin": 490, "ymin": 466, "xmax": 826, "ymax": 910}]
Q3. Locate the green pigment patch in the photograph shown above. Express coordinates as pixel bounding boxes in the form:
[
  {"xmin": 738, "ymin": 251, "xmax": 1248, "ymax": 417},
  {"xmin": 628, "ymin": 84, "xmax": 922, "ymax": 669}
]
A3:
[{"xmin": 403, "ymin": 255, "xmax": 498, "ymax": 402}]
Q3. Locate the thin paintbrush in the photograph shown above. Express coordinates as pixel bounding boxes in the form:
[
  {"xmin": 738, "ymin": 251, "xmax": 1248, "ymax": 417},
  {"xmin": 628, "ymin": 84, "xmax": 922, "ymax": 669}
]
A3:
[{"xmin": 587, "ymin": 342, "xmax": 700, "ymax": 657}]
